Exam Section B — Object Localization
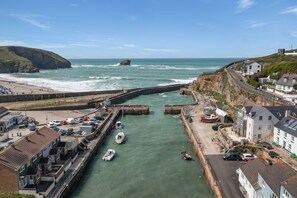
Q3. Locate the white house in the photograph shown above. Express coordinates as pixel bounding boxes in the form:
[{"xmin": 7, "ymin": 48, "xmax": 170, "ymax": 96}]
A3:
[
  {"xmin": 273, "ymin": 116, "xmax": 297, "ymax": 155},
  {"xmin": 280, "ymin": 175, "xmax": 297, "ymax": 198},
  {"xmin": 236, "ymin": 102, "xmax": 297, "ymax": 142},
  {"xmin": 275, "ymin": 74, "xmax": 297, "ymax": 93},
  {"xmin": 238, "ymin": 159, "xmax": 268, "ymax": 198},
  {"xmin": 0, "ymin": 107, "xmax": 24, "ymax": 133},
  {"xmin": 241, "ymin": 60, "xmax": 262, "ymax": 76},
  {"xmin": 238, "ymin": 159, "xmax": 297, "ymax": 198},
  {"xmin": 257, "ymin": 162, "xmax": 296, "ymax": 198}
]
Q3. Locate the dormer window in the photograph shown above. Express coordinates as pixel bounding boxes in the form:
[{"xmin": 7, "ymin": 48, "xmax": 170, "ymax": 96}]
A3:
[{"xmin": 284, "ymin": 77, "xmax": 288, "ymax": 82}]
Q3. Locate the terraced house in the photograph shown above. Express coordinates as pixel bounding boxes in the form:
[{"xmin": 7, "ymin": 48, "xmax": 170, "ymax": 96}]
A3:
[{"xmin": 0, "ymin": 127, "xmax": 62, "ymax": 197}]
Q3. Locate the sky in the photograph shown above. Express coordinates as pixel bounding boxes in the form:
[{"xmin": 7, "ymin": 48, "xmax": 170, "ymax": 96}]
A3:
[{"xmin": 0, "ymin": 0, "xmax": 297, "ymax": 58}]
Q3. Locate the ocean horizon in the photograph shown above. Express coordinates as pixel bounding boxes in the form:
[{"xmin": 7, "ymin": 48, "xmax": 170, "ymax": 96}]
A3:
[{"xmin": 0, "ymin": 58, "xmax": 241, "ymax": 92}]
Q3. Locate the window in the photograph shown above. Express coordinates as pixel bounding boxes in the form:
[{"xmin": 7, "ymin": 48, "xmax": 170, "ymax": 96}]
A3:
[
  {"xmin": 258, "ymin": 134, "xmax": 262, "ymax": 138},
  {"xmin": 259, "ymin": 116, "xmax": 263, "ymax": 121},
  {"xmin": 277, "ymin": 129, "xmax": 280, "ymax": 135},
  {"xmin": 292, "ymin": 136, "xmax": 295, "ymax": 143},
  {"xmin": 271, "ymin": 193, "xmax": 277, "ymax": 198},
  {"xmin": 289, "ymin": 144, "xmax": 292, "ymax": 150},
  {"xmin": 284, "ymin": 133, "xmax": 287, "ymax": 139},
  {"xmin": 32, "ymin": 155, "xmax": 37, "ymax": 162},
  {"xmin": 277, "ymin": 137, "xmax": 280, "ymax": 143},
  {"xmin": 259, "ymin": 126, "xmax": 262, "ymax": 130},
  {"xmin": 268, "ymin": 125, "xmax": 272, "ymax": 130},
  {"xmin": 268, "ymin": 116, "xmax": 272, "ymax": 120}
]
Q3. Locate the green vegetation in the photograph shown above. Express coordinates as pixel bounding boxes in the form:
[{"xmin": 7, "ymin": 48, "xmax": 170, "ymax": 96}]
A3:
[
  {"xmin": 247, "ymin": 78, "xmax": 260, "ymax": 88},
  {"xmin": 0, "ymin": 194, "xmax": 33, "ymax": 198},
  {"xmin": 203, "ymin": 90, "xmax": 226, "ymax": 104}
]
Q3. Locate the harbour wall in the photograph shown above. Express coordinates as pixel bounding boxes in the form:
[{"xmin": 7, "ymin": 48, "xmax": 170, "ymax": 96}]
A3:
[
  {"xmin": 0, "ymin": 84, "xmax": 187, "ymax": 103},
  {"xmin": 180, "ymin": 108, "xmax": 223, "ymax": 198}
]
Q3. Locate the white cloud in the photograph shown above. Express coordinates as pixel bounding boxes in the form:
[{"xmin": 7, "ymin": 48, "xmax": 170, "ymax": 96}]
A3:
[
  {"xmin": 123, "ymin": 44, "xmax": 136, "ymax": 48},
  {"xmin": 236, "ymin": 0, "xmax": 254, "ymax": 13},
  {"xmin": 245, "ymin": 20, "xmax": 266, "ymax": 28},
  {"xmin": 281, "ymin": 6, "xmax": 297, "ymax": 15},
  {"xmin": 11, "ymin": 14, "xmax": 50, "ymax": 31},
  {"xmin": 70, "ymin": 3, "xmax": 78, "ymax": 7}
]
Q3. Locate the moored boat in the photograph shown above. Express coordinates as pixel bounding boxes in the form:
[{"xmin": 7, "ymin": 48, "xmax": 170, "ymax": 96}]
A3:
[
  {"xmin": 181, "ymin": 151, "xmax": 192, "ymax": 160},
  {"xmin": 115, "ymin": 131, "xmax": 125, "ymax": 144},
  {"xmin": 115, "ymin": 121, "xmax": 123, "ymax": 129},
  {"xmin": 201, "ymin": 114, "xmax": 218, "ymax": 123},
  {"xmin": 102, "ymin": 149, "xmax": 116, "ymax": 161}
]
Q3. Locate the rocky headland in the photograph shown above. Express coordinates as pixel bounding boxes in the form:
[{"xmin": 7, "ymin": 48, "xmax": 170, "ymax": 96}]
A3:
[{"xmin": 0, "ymin": 46, "xmax": 71, "ymax": 73}]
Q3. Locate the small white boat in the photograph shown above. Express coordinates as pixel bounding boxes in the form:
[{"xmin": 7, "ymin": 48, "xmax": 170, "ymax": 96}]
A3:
[
  {"xmin": 115, "ymin": 121, "xmax": 123, "ymax": 129},
  {"xmin": 102, "ymin": 149, "xmax": 116, "ymax": 161},
  {"xmin": 115, "ymin": 131, "xmax": 125, "ymax": 144},
  {"xmin": 181, "ymin": 151, "xmax": 192, "ymax": 160}
]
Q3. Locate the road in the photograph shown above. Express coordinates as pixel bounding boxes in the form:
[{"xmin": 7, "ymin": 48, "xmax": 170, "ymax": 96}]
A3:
[
  {"xmin": 206, "ymin": 154, "xmax": 245, "ymax": 198},
  {"xmin": 225, "ymin": 64, "xmax": 291, "ymax": 105}
]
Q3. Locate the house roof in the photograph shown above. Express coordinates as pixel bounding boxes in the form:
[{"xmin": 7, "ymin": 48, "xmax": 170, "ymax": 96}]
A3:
[
  {"xmin": 276, "ymin": 74, "xmax": 297, "ymax": 86},
  {"xmin": 275, "ymin": 116, "xmax": 297, "ymax": 137},
  {"xmin": 240, "ymin": 158, "xmax": 268, "ymax": 188},
  {"xmin": 281, "ymin": 175, "xmax": 297, "ymax": 197},
  {"xmin": 0, "ymin": 127, "xmax": 60, "ymax": 170},
  {"xmin": 0, "ymin": 111, "xmax": 22, "ymax": 122},
  {"xmin": 260, "ymin": 161, "xmax": 296, "ymax": 197},
  {"xmin": 0, "ymin": 107, "xmax": 8, "ymax": 116},
  {"xmin": 243, "ymin": 102, "xmax": 267, "ymax": 118},
  {"xmin": 264, "ymin": 106, "xmax": 297, "ymax": 120}
]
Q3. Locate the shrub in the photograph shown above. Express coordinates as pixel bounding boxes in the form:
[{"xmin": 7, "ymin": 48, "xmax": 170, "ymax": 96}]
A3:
[{"xmin": 269, "ymin": 151, "xmax": 280, "ymax": 158}]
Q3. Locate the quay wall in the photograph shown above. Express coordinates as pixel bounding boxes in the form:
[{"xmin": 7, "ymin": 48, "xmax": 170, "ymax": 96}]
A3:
[
  {"xmin": 99, "ymin": 84, "xmax": 188, "ymax": 105},
  {"xmin": 0, "ymin": 90, "xmax": 122, "ymax": 103},
  {"xmin": 180, "ymin": 108, "xmax": 223, "ymax": 198}
]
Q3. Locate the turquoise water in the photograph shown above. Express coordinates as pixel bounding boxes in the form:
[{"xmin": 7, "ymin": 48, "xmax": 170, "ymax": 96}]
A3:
[
  {"xmin": 0, "ymin": 58, "xmax": 239, "ymax": 92},
  {"xmin": 70, "ymin": 91, "xmax": 213, "ymax": 198}
]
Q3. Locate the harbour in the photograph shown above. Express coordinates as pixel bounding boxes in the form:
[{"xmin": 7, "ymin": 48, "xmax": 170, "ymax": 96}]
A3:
[{"xmin": 69, "ymin": 91, "xmax": 213, "ymax": 198}]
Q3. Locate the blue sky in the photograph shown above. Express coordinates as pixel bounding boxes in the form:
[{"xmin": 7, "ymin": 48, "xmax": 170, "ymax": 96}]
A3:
[{"xmin": 0, "ymin": 0, "xmax": 297, "ymax": 58}]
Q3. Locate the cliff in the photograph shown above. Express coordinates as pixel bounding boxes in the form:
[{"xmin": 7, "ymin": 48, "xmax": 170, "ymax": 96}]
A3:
[{"xmin": 0, "ymin": 46, "xmax": 71, "ymax": 73}]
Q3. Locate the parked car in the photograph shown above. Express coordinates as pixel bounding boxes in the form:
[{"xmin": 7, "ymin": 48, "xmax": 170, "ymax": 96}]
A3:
[
  {"xmin": 52, "ymin": 120, "xmax": 61, "ymax": 126},
  {"xmin": 66, "ymin": 118, "xmax": 76, "ymax": 124},
  {"xmin": 88, "ymin": 118, "xmax": 99, "ymax": 125},
  {"xmin": 58, "ymin": 129, "xmax": 66, "ymax": 136},
  {"xmin": 223, "ymin": 153, "xmax": 242, "ymax": 161},
  {"xmin": 47, "ymin": 122, "xmax": 56, "ymax": 128},
  {"xmin": 241, "ymin": 153, "xmax": 256, "ymax": 161},
  {"xmin": 212, "ymin": 123, "xmax": 223, "ymax": 131},
  {"xmin": 258, "ymin": 141, "xmax": 273, "ymax": 150},
  {"xmin": 66, "ymin": 128, "xmax": 74, "ymax": 135},
  {"xmin": 269, "ymin": 151, "xmax": 280, "ymax": 158}
]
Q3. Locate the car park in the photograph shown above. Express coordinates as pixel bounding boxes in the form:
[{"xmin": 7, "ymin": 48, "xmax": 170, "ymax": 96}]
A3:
[
  {"xmin": 66, "ymin": 128, "xmax": 74, "ymax": 135},
  {"xmin": 241, "ymin": 153, "xmax": 256, "ymax": 161},
  {"xmin": 52, "ymin": 120, "xmax": 61, "ymax": 126},
  {"xmin": 47, "ymin": 122, "xmax": 56, "ymax": 128}
]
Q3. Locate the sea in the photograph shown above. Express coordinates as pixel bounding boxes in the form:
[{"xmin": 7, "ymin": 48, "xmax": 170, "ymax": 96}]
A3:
[
  {"xmin": 0, "ymin": 58, "xmax": 238, "ymax": 92},
  {"xmin": 0, "ymin": 58, "xmax": 239, "ymax": 197}
]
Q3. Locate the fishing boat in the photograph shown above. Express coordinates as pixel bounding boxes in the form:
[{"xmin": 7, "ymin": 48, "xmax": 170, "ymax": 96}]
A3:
[
  {"xmin": 102, "ymin": 149, "xmax": 116, "ymax": 161},
  {"xmin": 181, "ymin": 151, "xmax": 192, "ymax": 160},
  {"xmin": 201, "ymin": 114, "xmax": 219, "ymax": 123},
  {"xmin": 115, "ymin": 130, "xmax": 125, "ymax": 144}
]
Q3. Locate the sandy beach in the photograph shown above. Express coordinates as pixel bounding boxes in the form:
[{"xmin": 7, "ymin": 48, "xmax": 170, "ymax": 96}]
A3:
[{"xmin": 0, "ymin": 80, "xmax": 61, "ymax": 95}]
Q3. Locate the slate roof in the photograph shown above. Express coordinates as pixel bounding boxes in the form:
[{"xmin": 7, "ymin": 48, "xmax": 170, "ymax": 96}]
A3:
[
  {"xmin": 264, "ymin": 106, "xmax": 297, "ymax": 120},
  {"xmin": 243, "ymin": 102, "xmax": 267, "ymax": 118},
  {"xmin": 275, "ymin": 116, "xmax": 297, "ymax": 137},
  {"xmin": 240, "ymin": 158, "xmax": 268, "ymax": 188},
  {"xmin": 276, "ymin": 74, "xmax": 297, "ymax": 86},
  {"xmin": 260, "ymin": 161, "xmax": 296, "ymax": 197},
  {"xmin": 0, "ymin": 127, "xmax": 60, "ymax": 170},
  {"xmin": 281, "ymin": 175, "xmax": 297, "ymax": 197}
]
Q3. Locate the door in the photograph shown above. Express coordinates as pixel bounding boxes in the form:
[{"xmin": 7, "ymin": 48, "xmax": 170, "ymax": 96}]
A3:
[{"xmin": 283, "ymin": 141, "xmax": 286, "ymax": 148}]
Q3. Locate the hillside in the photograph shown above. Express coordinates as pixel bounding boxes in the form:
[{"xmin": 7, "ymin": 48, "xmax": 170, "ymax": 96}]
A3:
[{"xmin": 0, "ymin": 46, "xmax": 71, "ymax": 73}]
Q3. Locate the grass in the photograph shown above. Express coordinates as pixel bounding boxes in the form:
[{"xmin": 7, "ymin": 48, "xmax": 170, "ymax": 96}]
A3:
[
  {"xmin": 201, "ymin": 90, "xmax": 227, "ymax": 104},
  {"xmin": 0, "ymin": 47, "xmax": 30, "ymax": 62}
]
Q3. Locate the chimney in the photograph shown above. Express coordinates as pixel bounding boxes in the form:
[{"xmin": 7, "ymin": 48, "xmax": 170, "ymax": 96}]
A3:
[{"xmin": 285, "ymin": 110, "xmax": 291, "ymax": 117}]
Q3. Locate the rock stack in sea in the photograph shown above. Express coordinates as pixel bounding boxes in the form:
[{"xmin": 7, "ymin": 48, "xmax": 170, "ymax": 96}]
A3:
[{"xmin": 120, "ymin": 59, "xmax": 131, "ymax": 65}]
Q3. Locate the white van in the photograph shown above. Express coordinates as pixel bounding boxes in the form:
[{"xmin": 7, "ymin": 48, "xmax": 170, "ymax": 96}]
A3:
[{"xmin": 66, "ymin": 118, "xmax": 76, "ymax": 124}]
